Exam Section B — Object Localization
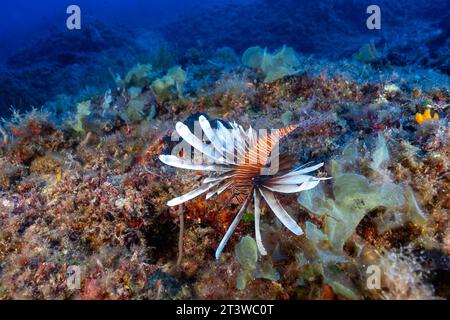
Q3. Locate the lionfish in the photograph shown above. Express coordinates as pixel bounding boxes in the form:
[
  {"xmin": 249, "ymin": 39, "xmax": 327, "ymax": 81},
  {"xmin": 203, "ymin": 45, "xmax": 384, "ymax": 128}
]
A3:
[{"xmin": 159, "ymin": 115, "xmax": 328, "ymax": 259}]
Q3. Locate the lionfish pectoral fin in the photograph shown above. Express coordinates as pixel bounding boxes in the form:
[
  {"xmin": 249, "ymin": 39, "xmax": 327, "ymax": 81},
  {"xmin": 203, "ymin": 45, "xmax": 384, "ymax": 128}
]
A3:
[
  {"xmin": 276, "ymin": 162, "xmax": 324, "ymax": 179},
  {"xmin": 254, "ymin": 189, "xmax": 267, "ymax": 255},
  {"xmin": 215, "ymin": 193, "xmax": 252, "ymax": 260},
  {"xmin": 175, "ymin": 121, "xmax": 225, "ymax": 163},
  {"xmin": 259, "ymin": 187, "xmax": 303, "ymax": 236},
  {"xmin": 263, "ymin": 179, "xmax": 321, "ymax": 193},
  {"xmin": 159, "ymin": 155, "xmax": 230, "ymax": 172},
  {"xmin": 167, "ymin": 181, "xmax": 220, "ymax": 207},
  {"xmin": 199, "ymin": 115, "xmax": 235, "ymax": 163}
]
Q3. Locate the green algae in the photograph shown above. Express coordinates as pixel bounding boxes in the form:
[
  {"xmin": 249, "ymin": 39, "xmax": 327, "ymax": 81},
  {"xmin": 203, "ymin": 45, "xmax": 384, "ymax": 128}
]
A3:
[
  {"xmin": 72, "ymin": 100, "xmax": 91, "ymax": 133},
  {"xmin": 121, "ymin": 64, "xmax": 155, "ymax": 88},
  {"xmin": 235, "ymin": 235, "xmax": 258, "ymax": 270},
  {"xmin": 235, "ymin": 235, "xmax": 280, "ymax": 290},
  {"xmin": 300, "ymin": 171, "xmax": 406, "ymax": 251},
  {"xmin": 152, "ymin": 65, "xmax": 187, "ymax": 100},
  {"xmin": 242, "ymin": 45, "xmax": 301, "ymax": 82}
]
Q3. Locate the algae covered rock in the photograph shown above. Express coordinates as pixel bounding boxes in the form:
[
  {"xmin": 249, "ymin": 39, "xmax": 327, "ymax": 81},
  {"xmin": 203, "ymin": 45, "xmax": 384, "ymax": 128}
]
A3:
[
  {"xmin": 72, "ymin": 100, "xmax": 91, "ymax": 133},
  {"xmin": 300, "ymin": 172, "xmax": 405, "ymax": 251},
  {"xmin": 352, "ymin": 42, "xmax": 380, "ymax": 64},
  {"xmin": 299, "ymin": 135, "xmax": 430, "ymax": 254},
  {"xmin": 235, "ymin": 235, "xmax": 258, "ymax": 290},
  {"xmin": 121, "ymin": 64, "xmax": 155, "ymax": 88},
  {"xmin": 242, "ymin": 45, "xmax": 300, "ymax": 82},
  {"xmin": 331, "ymin": 174, "xmax": 405, "ymax": 250},
  {"xmin": 151, "ymin": 65, "xmax": 187, "ymax": 100},
  {"xmin": 234, "ymin": 235, "xmax": 280, "ymax": 290},
  {"xmin": 235, "ymin": 235, "xmax": 258, "ymax": 270},
  {"xmin": 126, "ymin": 96, "xmax": 147, "ymax": 123}
]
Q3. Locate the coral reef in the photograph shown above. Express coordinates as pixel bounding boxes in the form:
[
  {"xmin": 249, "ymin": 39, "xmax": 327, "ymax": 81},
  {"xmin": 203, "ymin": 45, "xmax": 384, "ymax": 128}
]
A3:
[{"xmin": 0, "ymin": 40, "xmax": 448, "ymax": 300}]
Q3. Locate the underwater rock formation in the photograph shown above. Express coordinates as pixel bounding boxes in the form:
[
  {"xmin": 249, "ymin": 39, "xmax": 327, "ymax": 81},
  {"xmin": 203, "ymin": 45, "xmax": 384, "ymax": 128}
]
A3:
[
  {"xmin": 0, "ymin": 17, "xmax": 448, "ymax": 299},
  {"xmin": 162, "ymin": 0, "xmax": 449, "ymax": 75},
  {"xmin": 0, "ymin": 22, "xmax": 168, "ymax": 115}
]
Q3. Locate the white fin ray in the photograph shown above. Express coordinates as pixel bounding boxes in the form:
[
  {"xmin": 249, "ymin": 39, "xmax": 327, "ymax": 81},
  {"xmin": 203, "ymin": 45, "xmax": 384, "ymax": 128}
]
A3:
[
  {"xmin": 159, "ymin": 155, "xmax": 229, "ymax": 172},
  {"xmin": 176, "ymin": 122, "xmax": 224, "ymax": 163},
  {"xmin": 206, "ymin": 181, "xmax": 233, "ymax": 200},
  {"xmin": 247, "ymin": 126, "xmax": 257, "ymax": 147},
  {"xmin": 264, "ymin": 180, "xmax": 321, "ymax": 193},
  {"xmin": 206, "ymin": 180, "xmax": 232, "ymax": 199},
  {"xmin": 205, "ymin": 189, "xmax": 216, "ymax": 200},
  {"xmin": 254, "ymin": 189, "xmax": 267, "ymax": 255},
  {"xmin": 269, "ymin": 174, "xmax": 312, "ymax": 185},
  {"xmin": 167, "ymin": 180, "xmax": 221, "ymax": 207},
  {"xmin": 232, "ymin": 127, "xmax": 247, "ymax": 160},
  {"xmin": 217, "ymin": 180, "xmax": 233, "ymax": 195},
  {"xmin": 216, "ymin": 121, "xmax": 235, "ymax": 154},
  {"xmin": 215, "ymin": 193, "xmax": 252, "ymax": 259},
  {"xmin": 259, "ymin": 187, "xmax": 303, "ymax": 236},
  {"xmin": 278, "ymin": 163, "xmax": 324, "ymax": 179},
  {"xmin": 199, "ymin": 116, "xmax": 235, "ymax": 163}
]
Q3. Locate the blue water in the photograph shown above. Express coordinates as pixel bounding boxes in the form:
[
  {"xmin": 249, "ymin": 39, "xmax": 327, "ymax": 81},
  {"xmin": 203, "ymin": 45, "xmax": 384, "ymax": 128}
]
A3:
[
  {"xmin": 0, "ymin": 0, "xmax": 448, "ymax": 114},
  {"xmin": 0, "ymin": 0, "xmax": 249, "ymax": 61}
]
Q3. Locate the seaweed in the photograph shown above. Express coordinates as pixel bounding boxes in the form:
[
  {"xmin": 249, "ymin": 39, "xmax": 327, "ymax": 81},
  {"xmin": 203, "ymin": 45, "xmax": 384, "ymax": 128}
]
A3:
[{"xmin": 242, "ymin": 45, "xmax": 301, "ymax": 82}]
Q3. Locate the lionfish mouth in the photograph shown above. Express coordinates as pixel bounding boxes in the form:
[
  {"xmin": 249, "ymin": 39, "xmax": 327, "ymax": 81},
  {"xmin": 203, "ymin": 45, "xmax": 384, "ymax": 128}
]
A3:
[{"xmin": 159, "ymin": 115, "xmax": 329, "ymax": 259}]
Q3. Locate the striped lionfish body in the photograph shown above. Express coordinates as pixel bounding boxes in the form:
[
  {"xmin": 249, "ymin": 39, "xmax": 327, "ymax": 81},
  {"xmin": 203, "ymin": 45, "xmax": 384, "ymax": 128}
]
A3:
[
  {"xmin": 159, "ymin": 115, "xmax": 328, "ymax": 259},
  {"xmin": 224, "ymin": 123, "xmax": 298, "ymax": 205}
]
